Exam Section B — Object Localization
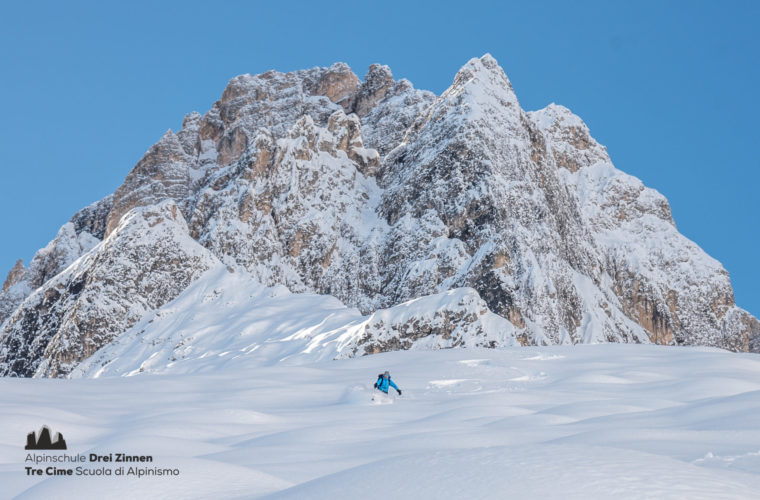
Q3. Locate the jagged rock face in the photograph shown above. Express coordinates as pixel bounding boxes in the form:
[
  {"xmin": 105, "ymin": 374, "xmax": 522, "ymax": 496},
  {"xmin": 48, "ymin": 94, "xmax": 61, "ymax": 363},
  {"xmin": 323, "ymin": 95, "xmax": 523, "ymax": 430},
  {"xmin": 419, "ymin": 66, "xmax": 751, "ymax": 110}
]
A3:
[
  {"xmin": 555, "ymin": 138, "xmax": 750, "ymax": 350},
  {"xmin": 0, "ymin": 260, "xmax": 28, "ymax": 325},
  {"xmin": 106, "ymin": 132, "xmax": 193, "ymax": 236},
  {"xmin": 359, "ymin": 76, "xmax": 436, "ymax": 157},
  {"xmin": 0, "ymin": 54, "xmax": 757, "ymax": 377},
  {"xmin": 0, "ymin": 201, "xmax": 218, "ymax": 377},
  {"xmin": 71, "ymin": 194, "xmax": 113, "ymax": 241},
  {"xmin": 0, "ymin": 214, "xmax": 103, "ymax": 327},
  {"xmin": 373, "ymin": 56, "xmax": 606, "ymax": 344},
  {"xmin": 0, "ymin": 195, "xmax": 112, "ymax": 325},
  {"xmin": 187, "ymin": 109, "xmax": 384, "ymax": 304},
  {"xmin": 2, "ymin": 260, "xmax": 25, "ymax": 293},
  {"xmin": 352, "ymin": 64, "xmax": 395, "ymax": 117}
]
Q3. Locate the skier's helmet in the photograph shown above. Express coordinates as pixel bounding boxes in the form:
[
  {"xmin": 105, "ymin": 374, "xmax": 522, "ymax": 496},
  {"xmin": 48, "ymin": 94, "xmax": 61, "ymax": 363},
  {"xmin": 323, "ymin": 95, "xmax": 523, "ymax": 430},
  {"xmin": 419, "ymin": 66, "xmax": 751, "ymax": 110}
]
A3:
[{"xmin": 384, "ymin": 370, "xmax": 390, "ymax": 378}]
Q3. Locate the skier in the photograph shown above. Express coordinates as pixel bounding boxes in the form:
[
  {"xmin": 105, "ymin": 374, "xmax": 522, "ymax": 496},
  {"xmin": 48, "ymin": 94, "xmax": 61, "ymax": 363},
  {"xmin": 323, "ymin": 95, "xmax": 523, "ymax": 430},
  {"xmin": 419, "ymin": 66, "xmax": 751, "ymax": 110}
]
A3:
[{"xmin": 374, "ymin": 370, "xmax": 402, "ymax": 396}]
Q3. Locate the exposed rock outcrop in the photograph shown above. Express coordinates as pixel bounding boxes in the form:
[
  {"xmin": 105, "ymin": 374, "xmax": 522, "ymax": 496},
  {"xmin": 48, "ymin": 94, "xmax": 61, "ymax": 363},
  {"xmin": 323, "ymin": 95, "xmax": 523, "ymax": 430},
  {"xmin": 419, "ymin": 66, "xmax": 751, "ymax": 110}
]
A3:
[
  {"xmin": 0, "ymin": 201, "xmax": 218, "ymax": 377},
  {"xmin": 2, "ymin": 260, "xmax": 25, "ymax": 293},
  {"xmin": 339, "ymin": 288, "xmax": 518, "ymax": 357}
]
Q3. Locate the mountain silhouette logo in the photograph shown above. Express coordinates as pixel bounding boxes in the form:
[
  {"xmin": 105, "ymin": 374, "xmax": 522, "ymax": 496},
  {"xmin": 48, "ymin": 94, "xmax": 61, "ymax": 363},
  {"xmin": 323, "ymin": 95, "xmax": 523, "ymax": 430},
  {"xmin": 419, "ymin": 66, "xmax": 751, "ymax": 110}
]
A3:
[{"xmin": 25, "ymin": 426, "xmax": 67, "ymax": 450}]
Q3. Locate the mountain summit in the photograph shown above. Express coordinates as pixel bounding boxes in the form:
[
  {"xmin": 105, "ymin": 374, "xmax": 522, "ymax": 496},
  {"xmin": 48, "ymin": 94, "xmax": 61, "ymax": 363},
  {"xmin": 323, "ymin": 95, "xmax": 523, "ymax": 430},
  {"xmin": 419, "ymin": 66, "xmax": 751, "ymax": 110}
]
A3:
[{"xmin": 1, "ymin": 55, "xmax": 757, "ymax": 377}]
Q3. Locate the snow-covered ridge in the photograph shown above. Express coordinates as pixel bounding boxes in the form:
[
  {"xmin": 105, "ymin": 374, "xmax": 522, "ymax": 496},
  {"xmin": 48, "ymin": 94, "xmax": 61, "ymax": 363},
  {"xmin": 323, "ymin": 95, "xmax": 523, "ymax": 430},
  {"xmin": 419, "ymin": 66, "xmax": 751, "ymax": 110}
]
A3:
[
  {"xmin": 70, "ymin": 267, "xmax": 516, "ymax": 378},
  {"xmin": 1, "ymin": 54, "xmax": 757, "ymax": 378}
]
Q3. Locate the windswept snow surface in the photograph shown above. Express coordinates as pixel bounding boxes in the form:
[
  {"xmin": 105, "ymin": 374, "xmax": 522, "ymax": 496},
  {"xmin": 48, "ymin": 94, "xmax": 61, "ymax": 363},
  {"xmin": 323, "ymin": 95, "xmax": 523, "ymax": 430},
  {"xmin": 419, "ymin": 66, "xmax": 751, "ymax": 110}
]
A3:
[{"xmin": 3, "ymin": 345, "xmax": 760, "ymax": 498}]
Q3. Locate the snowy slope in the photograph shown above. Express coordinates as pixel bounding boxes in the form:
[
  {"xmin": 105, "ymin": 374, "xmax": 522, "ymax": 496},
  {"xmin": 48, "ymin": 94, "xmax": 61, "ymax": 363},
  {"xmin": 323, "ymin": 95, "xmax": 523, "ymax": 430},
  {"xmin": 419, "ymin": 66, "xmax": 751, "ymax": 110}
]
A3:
[
  {"xmin": 3, "ymin": 345, "xmax": 760, "ymax": 498},
  {"xmin": 69, "ymin": 266, "xmax": 518, "ymax": 377}
]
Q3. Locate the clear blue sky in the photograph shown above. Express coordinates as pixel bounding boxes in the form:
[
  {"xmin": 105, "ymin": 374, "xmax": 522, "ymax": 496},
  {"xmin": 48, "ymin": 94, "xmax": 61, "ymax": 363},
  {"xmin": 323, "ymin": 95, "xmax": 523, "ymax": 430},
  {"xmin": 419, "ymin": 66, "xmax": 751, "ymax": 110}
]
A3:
[{"xmin": 1, "ymin": 1, "xmax": 757, "ymax": 317}]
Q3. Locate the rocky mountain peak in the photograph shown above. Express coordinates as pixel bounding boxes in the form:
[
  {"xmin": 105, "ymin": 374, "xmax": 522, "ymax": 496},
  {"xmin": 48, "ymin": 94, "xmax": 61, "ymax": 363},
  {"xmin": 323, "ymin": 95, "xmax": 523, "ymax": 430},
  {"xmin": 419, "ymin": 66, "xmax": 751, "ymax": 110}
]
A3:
[
  {"xmin": 0, "ymin": 55, "xmax": 757, "ymax": 378},
  {"xmin": 105, "ymin": 129, "xmax": 191, "ymax": 237},
  {"xmin": 2, "ymin": 260, "xmax": 25, "ymax": 293},
  {"xmin": 450, "ymin": 53, "xmax": 520, "ymax": 113},
  {"xmin": 353, "ymin": 64, "xmax": 395, "ymax": 117},
  {"xmin": 301, "ymin": 62, "xmax": 360, "ymax": 109},
  {"xmin": 528, "ymin": 103, "xmax": 612, "ymax": 174},
  {"xmin": 178, "ymin": 112, "xmax": 202, "ymax": 155}
]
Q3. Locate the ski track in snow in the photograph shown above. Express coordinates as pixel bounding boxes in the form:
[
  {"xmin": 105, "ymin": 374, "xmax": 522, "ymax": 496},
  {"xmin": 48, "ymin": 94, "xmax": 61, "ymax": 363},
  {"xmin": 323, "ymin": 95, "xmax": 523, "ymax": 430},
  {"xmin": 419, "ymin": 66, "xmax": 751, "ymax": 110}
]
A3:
[{"xmin": 3, "ymin": 344, "xmax": 760, "ymax": 499}]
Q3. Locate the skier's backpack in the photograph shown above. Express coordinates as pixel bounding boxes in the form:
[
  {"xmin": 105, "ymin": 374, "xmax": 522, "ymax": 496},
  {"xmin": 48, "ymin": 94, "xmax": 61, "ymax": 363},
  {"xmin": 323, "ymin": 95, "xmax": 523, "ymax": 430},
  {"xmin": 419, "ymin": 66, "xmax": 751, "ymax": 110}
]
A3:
[{"xmin": 374, "ymin": 373, "xmax": 384, "ymax": 389}]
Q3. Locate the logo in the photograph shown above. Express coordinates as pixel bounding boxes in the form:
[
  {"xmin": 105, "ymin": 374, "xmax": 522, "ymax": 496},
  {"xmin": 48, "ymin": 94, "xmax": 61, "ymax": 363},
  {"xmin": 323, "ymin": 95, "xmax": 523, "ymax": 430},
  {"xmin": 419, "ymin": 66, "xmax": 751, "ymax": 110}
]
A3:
[{"xmin": 25, "ymin": 426, "xmax": 67, "ymax": 450}]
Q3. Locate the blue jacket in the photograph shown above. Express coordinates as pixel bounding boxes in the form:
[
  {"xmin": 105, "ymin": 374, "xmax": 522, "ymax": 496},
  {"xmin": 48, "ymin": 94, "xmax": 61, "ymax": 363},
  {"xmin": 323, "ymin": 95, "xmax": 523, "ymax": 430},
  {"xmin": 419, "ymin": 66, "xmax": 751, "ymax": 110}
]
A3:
[{"xmin": 375, "ymin": 374, "xmax": 399, "ymax": 394}]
